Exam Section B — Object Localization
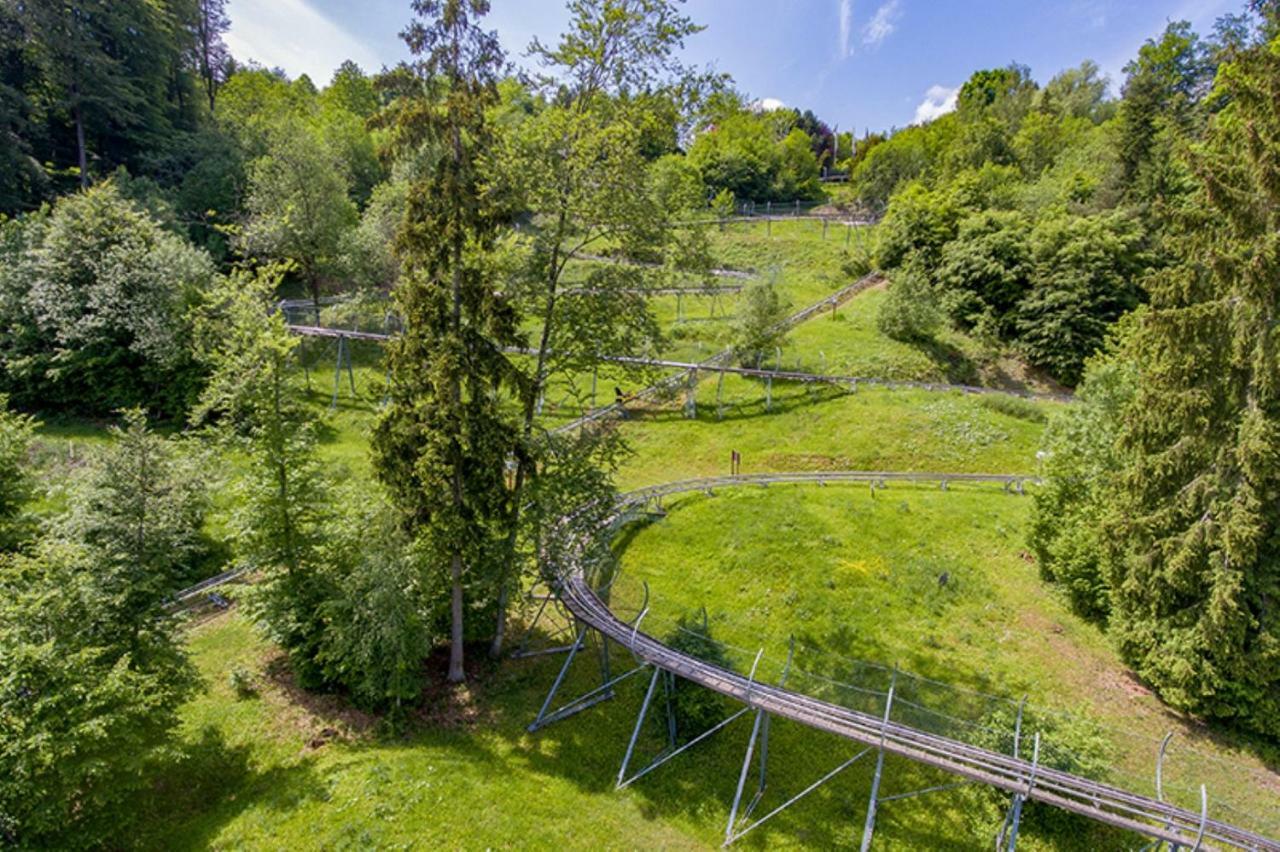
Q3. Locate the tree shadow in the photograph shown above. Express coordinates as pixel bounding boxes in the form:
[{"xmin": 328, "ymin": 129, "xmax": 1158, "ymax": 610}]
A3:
[
  {"xmin": 913, "ymin": 336, "xmax": 981, "ymax": 386},
  {"xmin": 139, "ymin": 725, "xmax": 329, "ymax": 848}
]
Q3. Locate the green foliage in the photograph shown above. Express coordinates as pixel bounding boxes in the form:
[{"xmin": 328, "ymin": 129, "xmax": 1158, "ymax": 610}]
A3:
[
  {"xmin": 1104, "ymin": 22, "xmax": 1280, "ymax": 737},
  {"xmin": 967, "ymin": 703, "xmax": 1114, "ymax": 837},
  {"xmin": 936, "ymin": 209, "xmax": 1033, "ymax": 334},
  {"xmin": 317, "ymin": 499, "xmax": 432, "ymax": 712},
  {"xmin": 731, "ymin": 274, "xmax": 790, "ymax": 365},
  {"xmin": 0, "ymin": 396, "xmax": 36, "ymax": 552},
  {"xmin": 1029, "ymin": 338, "xmax": 1137, "ymax": 619},
  {"xmin": 371, "ymin": 0, "xmax": 519, "ymax": 684},
  {"xmin": 238, "ymin": 120, "xmax": 359, "ymax": 304},
  {"xmin": 873, "ymin": 181, "xmax": 960, "ymax": 270},
  {"xmin": 1015, "ymin": 211, "xmax": 1146, "ymax": 383},
  {"xmin": 687, "ymin": 107, "xmax": 822, "ymax": 202},
  {"xmin": 192, "ymin": 270, "xmax": 334, "ymax": 687},
  {"xmin": 660, "ymin": 612, "xmax": 735, "ymax": 742},
  {"xmin": 976, "ymin": 393, "xmax": 1048, "ymax": 424},
  {"xmin": 1117, "ymin": 21, "xmax": 1214, "ymax": 203},
  {"xmin": 1, "ymin": 496, "xmax": 197, "ymax": 846},
  {"xmin": 0, "ymin": 182, "xmax": 215, "ymax": 417},
  {"xmin": 54, "ymin": 409, "xmax": 212, "ymax": 627},
  {"xmin": 877, "ymin": 266, "xmax": 942, "ymax": 344}
]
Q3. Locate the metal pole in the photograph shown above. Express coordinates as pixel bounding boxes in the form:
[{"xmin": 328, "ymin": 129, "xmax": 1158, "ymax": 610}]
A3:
[
  {"xmin": 529, "ymin": 626, "xmax": 587, "ymax": 731},
  {"xmin": 1005, "ymin": 732, "xmax": 1041, "ymax": 851},
  {"xmin": 330, "ymin": 335, "xmax": 345, "ymax": 409},
  {"xmin": 757, "ymin": 638, "xmax": 795, "ymax": 799},
  {"xmin": 859, "ymin": 667, "xmax": 897, "ymax": 852},
  {"xmin": 662, "ymin": 670, "xmax": 678, "ymax": 748},
  {"xmin": 725, "ymin": 708, "xmax": 766, "ymax": 845},
  {"xmin": 1190, "ymin": 786, "xmax": 1208, "ymax": 852},
  {"xmin": 618, "ymin": 667, "xmax": 663, "ymax": 788},
  {"xmin": 301, "ymin": 336, "xmax": 311, "ymax": 391}
]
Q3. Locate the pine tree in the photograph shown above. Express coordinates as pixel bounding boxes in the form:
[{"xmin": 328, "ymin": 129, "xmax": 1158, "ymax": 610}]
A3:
[
  {"xmin": 1108, "ymin": 15, "xmax": 1280, "ymax": 736},
  {"xmin": 371, "ymin": 0, "xmax": 518, "ymax": 683}
]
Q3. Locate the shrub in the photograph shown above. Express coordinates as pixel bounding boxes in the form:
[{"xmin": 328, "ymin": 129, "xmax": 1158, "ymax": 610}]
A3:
[
  {"xmin": 0, "ymin": 182, "xmax": 216, "ymax": 417},
  {"xmin": 1027, "ymin": 340, "xmax": 1136, "ymax": 622},
  {"xmin": 731, "ymin": 274, "xmax": 790, "ymax": 366},
  {"xmin": 877, "ymin": 268, "xmax": 943, "ymax": 343},
  {"xmin": 660, "ymin": 613, "xmax": 735, "ymax": 743},
  {"xmin": 0, "ymin": 395, "xmax": 35, "ymax": 552}
]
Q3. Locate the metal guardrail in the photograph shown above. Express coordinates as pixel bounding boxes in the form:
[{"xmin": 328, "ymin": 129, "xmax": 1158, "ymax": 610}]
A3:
[
  {"xmin": 172, "ymin": 566, "xmax": 247, "ymax": 604},
  {"xmin": 541, "ymin": 472, "xmax": 1278, "ymax": 851}
]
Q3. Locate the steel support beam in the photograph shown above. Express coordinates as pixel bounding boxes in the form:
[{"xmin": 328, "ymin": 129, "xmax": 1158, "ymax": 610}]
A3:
[{"xmin": 859, "ymin": 668, "xmax": 898, "ymax": 852}]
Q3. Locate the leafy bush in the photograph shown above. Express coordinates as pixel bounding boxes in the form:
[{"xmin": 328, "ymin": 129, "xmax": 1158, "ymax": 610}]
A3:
[
  {"xmin": 731, "ymin": 274, "xmax": 790, "ymax": 366},
  {"xmin": 936, "ymin": 209, "xmax": 1033, "ymax": 334},
  {"xmin": 0, "ymin": 396, "xmax": 36, "ymax": 552},
  {"xmin": 660, "ymin": 613, "xmax": 735, "ymax": 743},
  {"xmin": 873, "ymin": 182, "xmax": 961, "ymax": 271},
  {"xmin": 54, "ymin": 409, "xmax": 213, "ymax": 598},
  {"xmin": 965, "ymin": 702, "xmax": 1114, "ymax": 839},
  {"xmin": 877, "ymin": 267, "xmax": 942, "ymax": 343},
  {"xmin": 0, "ymin": 182, "xmax": 216, "ymax": 417},
  {"xmin": 1, "ymin": 440, "xmax": 199, "ymax": 848},
  {"xmin": 317, "ymin": 500, "xmax": 433, "ymax": 713},
  {"xmin": 1028, "ymin": 338, "xmax": 1136, "ymax": 621}
]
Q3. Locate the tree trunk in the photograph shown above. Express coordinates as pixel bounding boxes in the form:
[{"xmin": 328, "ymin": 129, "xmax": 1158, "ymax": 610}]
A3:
[
  {"xmin": 448, "ymin": 550, "xmax": 465, "ymax": 682},
  {"xmin": 490, "ymin": 207, "xmax": 568, "ymax": 658},
  {"xmin": 72, "ymin": 92, "xmax": 87, "ymax": 188}
]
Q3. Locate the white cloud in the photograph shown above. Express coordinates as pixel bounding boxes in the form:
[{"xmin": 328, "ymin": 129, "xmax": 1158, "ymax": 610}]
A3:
[
  {"xmin": 839, "ymin": 0, "xmax": 853, "ymax": 58},
  {"xmin": 912, "ymin": 84, "xmax": 958, "ymax": 124},
  {"xmin": 225, "ymin": 0, "xmax": 381, "ymax": 85},
  {"xmin": 862, "ymin": 0, "xmax": 902, "ymax": 47},
  {"xmin": 751, "ymin": 97, "xmax": 788, "ymax": 112}
]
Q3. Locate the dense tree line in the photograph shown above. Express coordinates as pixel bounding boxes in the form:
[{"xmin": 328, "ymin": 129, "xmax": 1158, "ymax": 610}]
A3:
[
  {"xmin": 859, "ymin": 18, "xmax": 1250, "ymax": 384},
  {"xmin": 1032, "ymin": 5, "xmax": 1280, "ymax": 739}
]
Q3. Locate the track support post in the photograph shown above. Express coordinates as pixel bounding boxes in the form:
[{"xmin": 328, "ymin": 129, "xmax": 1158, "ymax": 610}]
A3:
[{"xmin": 859, "ymin": 666, "xmax": 897, "ymax": 852}]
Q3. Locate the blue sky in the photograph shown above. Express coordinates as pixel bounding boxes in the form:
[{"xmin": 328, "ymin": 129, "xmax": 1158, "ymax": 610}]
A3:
[{"xmin": 225, "ymin": 0, "xmax": 1242, "ymax": 131}]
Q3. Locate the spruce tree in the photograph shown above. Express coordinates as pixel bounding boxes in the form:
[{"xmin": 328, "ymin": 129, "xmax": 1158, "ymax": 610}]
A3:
[
  {"xmin": 1109, "ymin": 15, "xmax": 1280, "ymax": 736},
  {"xmin": 371, "ymin": 0, "xmax": 518, "ymax": 683}
]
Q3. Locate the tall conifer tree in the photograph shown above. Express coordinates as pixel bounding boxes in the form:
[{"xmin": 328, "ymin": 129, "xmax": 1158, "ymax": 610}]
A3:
[
  {"xmin": 371, "ymin": 0, "xmax": 518, "ymax": 683},
  {"xmin": 1109, "ymin": 11, "xmax": 1280, "ymax": 736}
]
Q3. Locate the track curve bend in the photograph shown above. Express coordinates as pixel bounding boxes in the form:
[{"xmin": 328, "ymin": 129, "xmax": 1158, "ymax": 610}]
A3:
[{"xmin": 543, "ymin": 472, "xmax": 1278, "ymax": 850}]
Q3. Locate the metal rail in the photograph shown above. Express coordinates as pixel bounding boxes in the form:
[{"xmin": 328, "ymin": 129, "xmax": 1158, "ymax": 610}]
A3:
[
  {"xmin": 561, "ymin": 285, "xmax": 744, "ymax": 296},
  {"xmin": 284, "ymin": 273, "xmax": 1073, "ymax": 427},
  {"xmin": 539, "ymin": 473, "xmax": 1278, "ymax": 851}
]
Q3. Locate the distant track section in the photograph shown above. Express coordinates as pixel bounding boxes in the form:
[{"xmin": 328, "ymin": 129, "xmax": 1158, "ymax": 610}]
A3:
[{"xmin": 547, "ymin": 473, "xmax": 1279, "ymax": 851}]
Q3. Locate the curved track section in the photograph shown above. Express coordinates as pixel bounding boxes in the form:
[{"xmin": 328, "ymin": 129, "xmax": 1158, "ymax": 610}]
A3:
[{"xmin": 545, "ymin": 472, "xmax": 1277, "ymax": 850}]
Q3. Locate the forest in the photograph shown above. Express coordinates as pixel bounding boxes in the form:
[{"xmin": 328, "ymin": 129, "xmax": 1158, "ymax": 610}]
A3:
[{"xmin": 0, "ymin": 0, "xmax": 1278, "ymax": 848}]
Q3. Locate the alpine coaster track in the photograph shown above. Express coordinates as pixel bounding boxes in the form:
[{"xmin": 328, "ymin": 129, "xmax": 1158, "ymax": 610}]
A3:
[{"xmin": 532, "ymin": 472, "xmax": 1279, "ymax": 850}]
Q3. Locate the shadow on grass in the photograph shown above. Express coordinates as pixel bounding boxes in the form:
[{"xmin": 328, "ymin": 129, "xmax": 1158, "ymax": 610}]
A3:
[
  {"xmin": 913, "ymin": 337, "xmax": 981, "ymax": 386},
  {"xmin": 141, "ymin": 726, "xmax": 329, "ymax": 848}
]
